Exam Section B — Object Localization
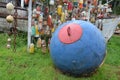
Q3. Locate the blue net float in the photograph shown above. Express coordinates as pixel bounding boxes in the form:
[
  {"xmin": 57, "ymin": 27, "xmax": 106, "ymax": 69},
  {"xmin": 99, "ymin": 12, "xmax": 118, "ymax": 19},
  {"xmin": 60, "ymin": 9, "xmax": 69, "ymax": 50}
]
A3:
[{"xmin": 50, "ymin": 20, "xmax": 106, "ymax": 76}]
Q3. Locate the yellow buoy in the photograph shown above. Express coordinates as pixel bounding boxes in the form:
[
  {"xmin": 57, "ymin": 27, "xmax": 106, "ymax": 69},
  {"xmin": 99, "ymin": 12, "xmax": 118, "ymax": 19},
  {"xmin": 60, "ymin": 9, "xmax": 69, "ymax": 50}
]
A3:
[
  {"xmin": 61, "ymin": 12, "xmax": 65, "ymax": 22},
  {"xmin": 57, "ymin": 5, "xmax": 62, "ymax": 15},
  {"xmin": 35, "ymin": 25, "xmax": 39, "ymax": 37},
  {"xmin": 29, "ymin": 43, "xmax": 34, "ymax": 53}
]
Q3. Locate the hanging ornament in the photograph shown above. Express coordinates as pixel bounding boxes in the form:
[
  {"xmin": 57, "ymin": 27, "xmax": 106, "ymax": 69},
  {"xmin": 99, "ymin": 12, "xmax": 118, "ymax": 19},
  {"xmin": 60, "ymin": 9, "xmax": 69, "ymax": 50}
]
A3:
[
  {"xmin": 6, "ymin": 44, "xmax": 11, "ymax": 49},
  {"xmin": 31, "ymin": 25, "xmax": 36, "ymax": 36},
  {"xmin": 35, "ymin": 24, "xmax": 39, "ymax": 37},
  {"xmin": 47, "ymin": 15, "xmax": 53, "ymax": 28},
  {"xmin": 38, "ymin": 14, "xmax": 43, "ymax": 23},
  {"xmin": 79, "ymin": 0, "xmax": 83, "ymax": 9},
  {"xmin": 57, "ymin": 5, "xmax": 62, "ymax": 15},
  {"xmin": 49, "ymin": 0, "xmax": 54, "ymax": 5},
  {"xmin": 6, "ymin": 15, "xmax": 14, "ymax": 23},
  {"xmin": 73, "ymin": 0, "xmax": 78, "ymax": 7},
  {"xmin": 61, "ymin": 12, "xmax": 65, "ymax": 22},
  {"xmin": 6, "ymin": 2, "xmax": 14, "ymax": 11},
  {"xmin": 67, "ymin": 2, "xmax": 73, "ymax": 12},
  {"xmin": 7, "ymin": 38, "xmax": 11, "ymax": 43},
  {"xmin": 52, "ymin": 27, "xmax": 55, "ymax": 33},
  {"xmin": 36, "ymin": 6, "xmax": 41, "ymax": 18},
  {"xmin": 37, "ymin": 38, "xmax": 42, "ymax": 48},
  {"xmin": 44, "ymin": 7, "xmax": 49, "ymax": 15},
  {"xmin": 32, "ymin": 8, "xmax": 37, "ymax": 18},
  {"xmin": 36, "ymin": 6, "xmax": 41, "ymax": 11},
  {"xmin": 29, "ymin": 43, "xmax": 35, "ymax": 53},
  {"xmin": 41, "ymin": 40, "xmax": 46, "ymax": 47},
  {"xmin": 64, "ymin": 10, "xmax": 68, "ymax": 19},
  {"xmin": 6, "ymin": 38, "xmax": 11, "ymax": 49}
]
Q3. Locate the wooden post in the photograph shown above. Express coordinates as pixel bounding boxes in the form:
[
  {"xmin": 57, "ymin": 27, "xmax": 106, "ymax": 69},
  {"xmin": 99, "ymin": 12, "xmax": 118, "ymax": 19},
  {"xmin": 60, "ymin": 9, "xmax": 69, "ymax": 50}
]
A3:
[{"xmin": 27, "ymin": 0, "xmax": 32, "ymax": 51}]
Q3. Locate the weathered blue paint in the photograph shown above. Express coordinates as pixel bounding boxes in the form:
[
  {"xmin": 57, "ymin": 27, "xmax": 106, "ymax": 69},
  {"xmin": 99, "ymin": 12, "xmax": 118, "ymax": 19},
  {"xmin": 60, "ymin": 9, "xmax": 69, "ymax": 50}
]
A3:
[{"xmin": 50, "ymin": 20, "xmax": 106, "ymax": 75}]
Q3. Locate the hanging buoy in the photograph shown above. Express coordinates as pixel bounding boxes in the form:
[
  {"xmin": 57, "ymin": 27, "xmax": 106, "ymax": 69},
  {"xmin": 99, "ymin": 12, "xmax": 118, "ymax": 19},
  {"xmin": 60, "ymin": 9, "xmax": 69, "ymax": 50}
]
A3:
[
  {"xmin": 6, "ymin": 15, "xmax": 14, "ymax": 23},
  {"xmin": 36, "ymin": 6, "xmax": 41, "ymax": 11},
  {"xmin": 29, "ymin": 43, "xmax": 34, "ymax": 53},
  {"xmin": 36, "ymin": 6, "xmax": 41, "ymax": 18},
  {"xmin": 6, "ymin": 2, "xmax": 14, "ymax": 11},
  {"xmin": 90, "ymin": 17, "xmax": 95, "ymax": 23},
  {"xmin": 79, "ymin": 0, "xmax": 83, "ymax": 9},
  {"xmin": 37, "ymin": 38, "xmax": 42, "ymax": 48},
  {"xmin": 38, "ymin": 14, "xmax": 43, "ymax": 23},
  {"xmin": 31, "ymin": 25, "xmax": 35, "ymax": 36},
  {"xmin": 47, "ymin": 15, "xmax": 52, "ymax": 27},
  {"xmin": 44, "ymin": 7, "xmax": 49, "ymax": 15},
  {"xmin": 57, "ymin": 5, "xmax": 62, "ymax": 15},
  {"xmin": 67, "ymin": 2, "xmax": 73, "ymax": 12},
  {"xmin": 73, "ymin": 0, "xmax": 78, "ymax": 7},
  {"xmin": 7, "ymin": 38, "xmax": 11, "ymax": 42},
  {"xmin": 49, "ymin": 0, "xmax": 54, "ymax": 5},
  {"xmin": 6, "ymin": 44, "xmax": 11, "ymax": 49},
  {"xmin": 41, "ymin": 40, "xmax": 46, "ymax": 47},
  {"xmin": 35, "ymin": 24, "xmax": 39, "ymax": 37},
  {"xmin": 52, "ymin": 27, "xmax": 55, "ymax": 33},
  {"xmin": 61, "ymin": 12, "xmax": 65, "ymax": 22}
]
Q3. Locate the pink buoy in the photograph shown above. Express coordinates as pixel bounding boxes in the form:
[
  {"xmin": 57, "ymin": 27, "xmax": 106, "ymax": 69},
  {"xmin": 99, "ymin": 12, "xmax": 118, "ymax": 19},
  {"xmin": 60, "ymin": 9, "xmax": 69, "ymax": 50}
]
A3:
[{"xmin": 58, "ymin": 23, "xmax": 82, "ymax": 44}]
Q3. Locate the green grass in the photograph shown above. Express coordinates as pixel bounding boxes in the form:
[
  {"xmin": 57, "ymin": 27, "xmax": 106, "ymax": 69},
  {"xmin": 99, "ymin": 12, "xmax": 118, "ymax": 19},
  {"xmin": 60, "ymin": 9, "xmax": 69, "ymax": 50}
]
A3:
[{"xmin": 0, "ymin": 33, "xmax": 120, "ymax": 80}]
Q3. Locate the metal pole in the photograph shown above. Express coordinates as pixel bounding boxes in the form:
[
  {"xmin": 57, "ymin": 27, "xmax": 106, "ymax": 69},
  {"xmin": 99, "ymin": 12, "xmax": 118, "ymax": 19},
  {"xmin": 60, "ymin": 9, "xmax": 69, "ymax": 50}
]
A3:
[{"xmin": 27, "ymin": 0, "xmax": 32, "ymax": 51}]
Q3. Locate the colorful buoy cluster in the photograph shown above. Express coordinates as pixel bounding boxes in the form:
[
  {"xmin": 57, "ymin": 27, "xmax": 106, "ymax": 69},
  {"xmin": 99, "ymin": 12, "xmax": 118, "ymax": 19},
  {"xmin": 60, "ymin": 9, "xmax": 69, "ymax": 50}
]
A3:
[
  {"xmin": 50, "ymin": 20, "xmax": 106, "ymax": 76},
  {"xmin": 29, "ymin": 0, "xmax": 89, "ymax": 53}
]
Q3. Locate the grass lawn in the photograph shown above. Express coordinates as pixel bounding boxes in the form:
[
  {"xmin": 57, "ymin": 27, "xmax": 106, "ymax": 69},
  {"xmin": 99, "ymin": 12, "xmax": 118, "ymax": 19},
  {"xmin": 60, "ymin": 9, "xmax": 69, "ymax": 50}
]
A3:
[{"xmin": 0, "ymin": 33, "xmax": 120, "ymax": 80}]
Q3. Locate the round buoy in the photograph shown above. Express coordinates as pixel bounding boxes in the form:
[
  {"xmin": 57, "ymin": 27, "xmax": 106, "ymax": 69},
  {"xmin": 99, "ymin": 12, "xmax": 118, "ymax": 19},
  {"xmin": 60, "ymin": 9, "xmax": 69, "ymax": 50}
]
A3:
[
  {"xmin": 50, "ymin": 20, "xmax": 106, "ymax": 76},
  {"xmin": 6, "ymin": 15, "xmax": 14, "ymax": 23}
]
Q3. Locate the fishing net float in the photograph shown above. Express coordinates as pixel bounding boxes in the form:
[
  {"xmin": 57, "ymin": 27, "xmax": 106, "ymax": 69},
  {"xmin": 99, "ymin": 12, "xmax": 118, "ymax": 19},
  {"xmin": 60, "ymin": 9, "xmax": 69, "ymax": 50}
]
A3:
[{"xmin": 50, "ymin": 20, "xmax": 106, "ymax": 76}]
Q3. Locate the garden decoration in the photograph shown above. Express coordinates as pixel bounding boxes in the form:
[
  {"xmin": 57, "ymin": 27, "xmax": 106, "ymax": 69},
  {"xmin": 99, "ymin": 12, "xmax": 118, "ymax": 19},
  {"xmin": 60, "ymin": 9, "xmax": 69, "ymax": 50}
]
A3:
[
  {"xmin": 6, "ymin": 1, "xmax": 18, "ymax": 52},
  {"xmin": 7, "ymin": 38, "xmax": 11, "ymax": 49},
  {"xmin": 6, "ymin": 15, "xmax": 14, "ymax": 23},
  {"xmin": 50, "ymin": 20, "xmax": 106, "ymax": 76},
  {"xmin": 6, "ymin": 2, "xmax": 14, "ymax": 11},
  {"xmin": 29, "ymin": 43, "xmax": 35, "ymax": 53},
  {"xmin": 37, "ymin": 38, "xmax": 42, "ymax": 48},
  {"xmin": 6, "ymin": 2, "xmax": 14, "ymax": 49},
  {"xmin": 3, "ymin": 0, "xmax": 117, "ymax": 53}
]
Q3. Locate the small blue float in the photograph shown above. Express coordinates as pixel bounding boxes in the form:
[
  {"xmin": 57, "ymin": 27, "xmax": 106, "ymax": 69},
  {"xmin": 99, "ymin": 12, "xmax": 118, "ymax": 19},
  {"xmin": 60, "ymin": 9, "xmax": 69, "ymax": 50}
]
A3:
[{"xmin": 50, "ymin": 20, "xmax": 106, "ymax": 75}]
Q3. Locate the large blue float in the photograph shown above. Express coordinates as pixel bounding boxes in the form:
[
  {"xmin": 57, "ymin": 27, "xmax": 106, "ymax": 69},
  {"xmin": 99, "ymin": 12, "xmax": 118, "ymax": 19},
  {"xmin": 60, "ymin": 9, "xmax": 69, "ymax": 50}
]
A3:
[{"xmin": 50, "ymin": 20, "xmax": 106, "ymax": 75}]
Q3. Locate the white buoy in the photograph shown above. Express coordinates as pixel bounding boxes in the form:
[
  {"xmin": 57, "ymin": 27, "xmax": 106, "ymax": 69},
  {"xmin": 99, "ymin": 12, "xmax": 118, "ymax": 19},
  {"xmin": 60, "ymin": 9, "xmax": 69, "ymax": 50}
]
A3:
[{"xmin": 6, "ymin": 2, "xmax": 14, "ymax": 11}]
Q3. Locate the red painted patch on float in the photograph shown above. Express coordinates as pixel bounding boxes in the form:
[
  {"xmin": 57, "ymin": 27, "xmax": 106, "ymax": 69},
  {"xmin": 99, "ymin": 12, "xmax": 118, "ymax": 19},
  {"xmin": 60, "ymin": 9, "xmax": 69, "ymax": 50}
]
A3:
[{"xmin": 58, "ymin": 23, "xmax": 82, "ymax": 44}]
